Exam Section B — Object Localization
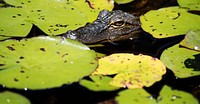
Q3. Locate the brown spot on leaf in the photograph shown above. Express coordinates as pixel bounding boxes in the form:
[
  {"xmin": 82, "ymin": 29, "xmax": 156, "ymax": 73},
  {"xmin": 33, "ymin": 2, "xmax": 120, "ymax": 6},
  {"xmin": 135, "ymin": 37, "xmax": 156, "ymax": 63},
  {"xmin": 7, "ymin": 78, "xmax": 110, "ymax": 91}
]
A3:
[
  {"xmin": 7, "ymin": 46, "xmax": 15, "ymax": 51},
  {"xmin": 14, "ymin": 78, "xmax": 19, "ymax": 82},
  {"xmin": 20, "ymin": 70, "xmax": 25, "ymax": 73},
  {"xmin": 40, "ymin": 48, "xmax": 46, "ymax": 52},
  {"xmin": 12, "ymin": 16, "xmax": 17, "ymax": 18},
  {"xmin": 0, "ymin": 55, "xmax": 5, "ymax": 58},
  {"xmin": 90, "ymin": 62, "xmax": 95, "ymax": 64},
  {"xmin": 19, "ymin": 56, "xmax": 25, "ymax": 59},
  {"xmin": 0, "ymin": 64, "xmax": 5, "ymax": 66},
  {"xmin": 17, "ymin": 14, "xmax": 21, "ymax": 16},
  {"xmin": 62, "ymin": 53, "xmax": 68, "ymax": 58}
]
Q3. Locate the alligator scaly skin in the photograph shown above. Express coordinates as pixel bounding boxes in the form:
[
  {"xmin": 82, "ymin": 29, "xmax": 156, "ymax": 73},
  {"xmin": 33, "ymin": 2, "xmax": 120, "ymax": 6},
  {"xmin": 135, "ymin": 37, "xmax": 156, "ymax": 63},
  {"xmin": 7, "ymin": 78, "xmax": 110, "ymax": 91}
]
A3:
[{"xmin": 63, "ymin": 10, "xmax": 141, "ymax": 44}]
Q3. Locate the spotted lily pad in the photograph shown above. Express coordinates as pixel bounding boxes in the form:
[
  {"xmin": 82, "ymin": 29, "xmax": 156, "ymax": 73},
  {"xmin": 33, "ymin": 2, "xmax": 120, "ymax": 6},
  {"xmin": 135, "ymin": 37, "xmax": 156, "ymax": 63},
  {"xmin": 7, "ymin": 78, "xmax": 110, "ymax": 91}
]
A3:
[
  {"xmin": 140, "ymin": 7, "xmax": 200, "ymax": 38},
  {"xmin": 0, "ymin": 36, "xmax": 98, "ymax": 89},
  {"xmin": 160, "ymin": 44, "xmax": 200, "ymax": 78},
  {"xmin": 0, "ymin": 91, "xmax": 30, "ymax": 104},
  {"xmin": 92, "ymin": 53, "xmax": 166, "ymax": 89},
  {"xmin": 0, "ymin": 0, "xmax": 114, "ymax": 39},
  {"xmin": 178, "ymin": 0, "xmax": 200, "ymax": 10},
  {"xmin": 158, "ymin": 85, "xmax": 199, "ymax": 104},
  {"xmin": 115, "ymin": 85, "xmax": 198, "ymax": 104},
  {"xmin": 180, "ymin": 30, "xmax": 200, "ymax": 51},
  {"xmin": 79, "ymin": 75, "xmax": 119, "ymax": 91}
]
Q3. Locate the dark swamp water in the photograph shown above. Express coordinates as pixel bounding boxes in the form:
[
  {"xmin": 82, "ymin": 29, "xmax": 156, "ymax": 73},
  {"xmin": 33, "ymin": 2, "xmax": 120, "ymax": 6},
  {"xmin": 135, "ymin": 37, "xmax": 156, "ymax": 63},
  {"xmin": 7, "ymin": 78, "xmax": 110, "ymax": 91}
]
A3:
[{"xmin": 1, "ymin": 0, "xmax": 200, "ymax": 104}]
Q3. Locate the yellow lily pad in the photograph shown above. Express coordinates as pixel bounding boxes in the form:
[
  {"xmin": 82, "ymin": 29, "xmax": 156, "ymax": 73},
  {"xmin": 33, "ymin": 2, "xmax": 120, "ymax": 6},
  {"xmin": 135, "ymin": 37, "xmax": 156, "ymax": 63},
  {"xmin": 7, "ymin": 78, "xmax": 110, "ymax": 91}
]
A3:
[{"xmin": 92, "ymin": 53, "xmax": 166, "ymax": 88}]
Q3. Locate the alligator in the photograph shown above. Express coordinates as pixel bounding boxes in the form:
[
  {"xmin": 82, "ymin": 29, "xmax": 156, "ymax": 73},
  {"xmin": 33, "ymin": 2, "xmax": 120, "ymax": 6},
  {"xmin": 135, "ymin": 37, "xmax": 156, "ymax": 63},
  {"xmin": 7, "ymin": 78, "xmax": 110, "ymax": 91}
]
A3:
[{"xmin": 63, "ymin": 10, "xmax": 142, "ymax": 44}]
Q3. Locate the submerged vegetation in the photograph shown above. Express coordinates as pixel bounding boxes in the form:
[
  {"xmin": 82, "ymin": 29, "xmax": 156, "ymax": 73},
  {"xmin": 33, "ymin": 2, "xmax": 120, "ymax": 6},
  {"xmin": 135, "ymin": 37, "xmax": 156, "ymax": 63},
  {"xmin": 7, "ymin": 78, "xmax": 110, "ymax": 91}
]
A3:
[{"xmin": 0, "ymin": 0, "xmax": 199, "ymax": 103}]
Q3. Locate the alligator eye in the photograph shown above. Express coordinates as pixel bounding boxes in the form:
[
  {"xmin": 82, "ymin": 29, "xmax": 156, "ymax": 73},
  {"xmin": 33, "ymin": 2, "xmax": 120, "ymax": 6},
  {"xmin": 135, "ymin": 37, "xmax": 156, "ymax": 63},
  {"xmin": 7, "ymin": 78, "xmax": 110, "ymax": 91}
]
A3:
[{"xmin": 111, "ymin": 21, "xmax": 125, "ymax": 28}]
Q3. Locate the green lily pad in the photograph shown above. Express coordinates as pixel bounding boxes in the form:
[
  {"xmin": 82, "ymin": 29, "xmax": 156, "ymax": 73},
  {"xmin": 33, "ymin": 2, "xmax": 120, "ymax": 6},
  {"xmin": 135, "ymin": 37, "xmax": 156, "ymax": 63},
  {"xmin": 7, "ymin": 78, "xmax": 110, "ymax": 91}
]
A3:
[
  {"xmin": 180, "ymin": 30, "xmax": 200, "ymax": 51},
  {"xmin": 79, "ymin": 75, "xmax": 119, "ymax": 91},
  {"xmin": 160, "ymin": 44, "xmax": 200, "ymax": 78},
  {"xmin": 140, "ymin": 7, "xmax": 200, "ymax": 38},
  {"xmin": 178, "ymin": 0, "xmax": 200, "ymax": 10},
  {"xmin": 0, "ymin": 0, "xmax": 114, "ymax": 39},
  {"xmin": 116, "ymin": 89, "xmax": 156, "ymax": 104},
  {"xmin": 92, "ymin": 53, "xmax": 166, "ymax": 89},
  {"xmin": 158, "ymin": 86, "xmax": 199, "ymax": 104},
  {"xmin": 0, "ymin": 91, "xmax": 30, "ymax": 104},
  {"xmin": 73, "ymin": 0, "xmax": 114, "ymax": 22},
  {"xmin": 114, "ymin": 0, "xmax": 134, "ymax": 4},
  {"xmin": 116, "ymin": 85, "xmax": 198, "ymax": 104},
  {"xmin": 0, "ymin": 36, "xmax": 98, "ymax": 89}
]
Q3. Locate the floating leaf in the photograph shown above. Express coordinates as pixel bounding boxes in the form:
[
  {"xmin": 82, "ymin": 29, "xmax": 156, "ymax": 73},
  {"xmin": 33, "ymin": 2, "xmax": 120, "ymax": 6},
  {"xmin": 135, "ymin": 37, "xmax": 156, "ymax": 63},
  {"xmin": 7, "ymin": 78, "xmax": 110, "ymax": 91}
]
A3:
[
  {"xmin": 160, "ymin": 44, "xmax": 200, "ymax": 78},
  {"xmin": 0, "ymin": 8, "xmax": 33, "ymax": 37},
  {"xmin": 140, "ymin": 7, "xmax": 200, "ymax": 38},
  {"xmin": 79, "ymin": 75, "xmax": 119, "ymax": 91},
  {"xmin": 0, "ymin": 0, "xmax": 114, "ymax": 39},
  {"xmin": 116, "ymin": 89, "xmax": 156, "ymax": 104},
  {"xmin": 93, "ymin": 53, "xmax": 166, "ymax": 89},
  {"xmin": 116, "ymin": 85, "xmax": 198, "ymax": 104},
  {"xmin": 158, "ymin": 86, "xmax": 199, "ymax": 104},
  {"xmin": 0, "ymin": 36, "xmax": 98, "ymax": 89},
  {"xmin": 180, "ymin": 30, "xmax": 200, "ymax": 51},
  {"xmin": 0, "ymin": 91, "xmax": 30, "ymax": 104},
  {"xmin": 114, "ymin": 0, "xmax": 134, "ymax": 4},
  {"xmin": 178, "ymin": 0, "xmax": 200, "ymax": 10},
  {"xmin": 83, "ymin": 0, "xmax": 114, "ymax": 22}
]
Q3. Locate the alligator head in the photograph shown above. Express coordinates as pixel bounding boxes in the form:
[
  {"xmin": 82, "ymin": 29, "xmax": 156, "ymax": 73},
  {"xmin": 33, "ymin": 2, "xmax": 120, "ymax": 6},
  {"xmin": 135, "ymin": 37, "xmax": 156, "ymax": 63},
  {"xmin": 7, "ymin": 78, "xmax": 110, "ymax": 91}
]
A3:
[{"xmin": 63, "ymin": 10, "xmax": 141, "ymax": 44}]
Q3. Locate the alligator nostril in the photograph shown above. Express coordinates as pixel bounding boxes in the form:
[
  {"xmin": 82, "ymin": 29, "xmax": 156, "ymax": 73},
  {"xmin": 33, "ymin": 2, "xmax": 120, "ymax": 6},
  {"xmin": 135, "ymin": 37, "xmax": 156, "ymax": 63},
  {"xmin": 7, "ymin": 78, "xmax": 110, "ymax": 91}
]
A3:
[{"xmin": 64, "ymin": 31, "xmax": 77, "ymax": 40}]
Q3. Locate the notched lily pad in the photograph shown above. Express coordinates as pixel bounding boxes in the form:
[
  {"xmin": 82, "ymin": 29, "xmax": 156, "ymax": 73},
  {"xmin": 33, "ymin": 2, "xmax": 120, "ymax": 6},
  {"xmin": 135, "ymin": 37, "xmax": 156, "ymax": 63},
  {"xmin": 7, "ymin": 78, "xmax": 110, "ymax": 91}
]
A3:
[
  {"xmin": 92, "ymin": 53, "xmax": 166, "ymax": 89},
  {"xmin": 160, "ymin": 44, "xmax": 200, "ymax": 78},
  {"xmin": 140, "ymin": 7, "xmax": 200, "ymax": 38},
  {"xmin": 0, "ymin": 36, "xmax": 98, "ymax": 89},
  {"xmin": 116, "ymin": 85, "xmax": 198, "ymax": 104},
  {"xmin": 0, "ymin": 91, "xmax": 30, "ymax": 104},
  {"xmin": 79, "ymin": 75, "xmax": 119, "ymax": 91},
  {"xmin": 0, "ymin": 0, "xmax": 114, "ymax": 39},
  {"xmin": 180, "ymin": 30, "xmax": 200, "ymax": 51},
  {"xmin": 158, "ymin": 85, "xmax": 199, "ymax": 104}
]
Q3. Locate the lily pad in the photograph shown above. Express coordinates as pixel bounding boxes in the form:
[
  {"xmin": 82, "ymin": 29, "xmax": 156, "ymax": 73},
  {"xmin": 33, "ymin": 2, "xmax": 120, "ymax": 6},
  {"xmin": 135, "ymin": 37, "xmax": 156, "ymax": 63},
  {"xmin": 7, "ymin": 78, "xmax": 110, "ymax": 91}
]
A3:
[
  {"xmin": 115, "ymin": 85, "xmax": 198, "ymax": 104},
  {"xmin": 0, "ymin": 36, "xmax": 98, "ymax": 89},
  {"xmin": 180, "ymin": 30, "xmax": 200, "ymax": 51},
  {"xmin": 178, "ymin": 0, "xmax": 200, "ymax": 10},
  {"xmin": 0, "ymin": 0, "xmax": 114, "ymax": 39},
  {"xmin": 92, "ymin": 53, "xmax": 166, "ymax": 89},
  {"xmin": 140, "ymin": 7, "xmax": 200, "ymax": 38},
  {"xmin": 160, "ymin": 44, "xmax": 200, "ymax": 78},
  {"xmin": 0, "ymin": 91, "xmax": 30, "ymax": 104},
  {"xmin": 79, "ymin": 75, "xmax": 119, "ymax": 91},
  {"xmin": 116, "ymin": 88, "xmax": 156, "ymax": 104},
  {"xmin": 114, "ymin": 0, "xmax": 134, "ymax": 4},
  {"xmin": 158, "ymin": 85, "xmax": 199, "ymax": 104}
]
